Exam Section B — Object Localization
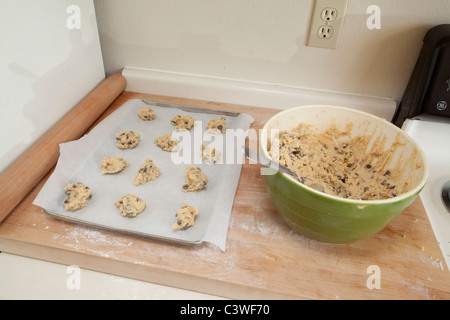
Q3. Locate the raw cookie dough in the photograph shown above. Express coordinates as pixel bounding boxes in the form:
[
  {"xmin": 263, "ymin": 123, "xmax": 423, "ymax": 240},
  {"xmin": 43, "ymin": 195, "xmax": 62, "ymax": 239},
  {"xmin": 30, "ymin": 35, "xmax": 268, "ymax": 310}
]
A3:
[
  {"xmin": 182, "ymin": 166, "xmax": 208, "ymax": 192},
  {"xmin": 154, "ymin": 133, "xmax": 178, "ymax": 152},
  {"xmin": 201, "ymin": 144, "xmax": 220, "ymax": 164},
  {"xmin": 171, "ymin": 115, "xmax": 195, "ymax": 130},
  {"xmin": 173, "ymin": 202, "xmax": 199, "ymax": 230},
  {"xmin": 116, "ymin": 130, "xmax": 140, "ymax": 149},
  {"xmin": 206, "ymin": 116, "xmax": 226, "ymax": 134},
  {"xmin": 138, "ymin": 106, "xmax": 156, "ymax": 121},
  {"xmin": 269, "ymin": 123, "xmax": 410, "ymax": 200},
  {"xmin": 100, "ymin": 157, "xmax": 129, "ymax": 174},
  {"xmin": 134, "ymin": 158, "xmax": 161, "ymax": 185},
  {"xmin": 63, "ymin": 182, "xmax": 93, "ymax": 211},
  {"xmin": 114, "ymin": 194, "xmax": 146, "ymax": 217}
]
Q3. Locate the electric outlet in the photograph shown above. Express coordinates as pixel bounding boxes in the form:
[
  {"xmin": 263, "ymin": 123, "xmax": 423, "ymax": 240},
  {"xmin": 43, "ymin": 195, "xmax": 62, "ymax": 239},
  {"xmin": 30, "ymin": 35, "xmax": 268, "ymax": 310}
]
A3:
[
  {"xmin": 321, "ymin": 8, "xmax": 337, "ymax": 22},
  {"xmin": 318, "ymin": 25, "xmax": 334, "ymax": 39},
  {"xmin": 306, "ymin": 0, "xmax": 348, "ymax": 49}
]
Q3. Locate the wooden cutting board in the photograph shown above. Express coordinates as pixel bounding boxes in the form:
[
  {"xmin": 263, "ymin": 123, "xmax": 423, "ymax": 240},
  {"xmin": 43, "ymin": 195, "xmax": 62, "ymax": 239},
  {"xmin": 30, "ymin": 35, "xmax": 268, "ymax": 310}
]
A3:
[{"xmin": 1, "ymin": 91, "xmax": 449, "ymax": 299}]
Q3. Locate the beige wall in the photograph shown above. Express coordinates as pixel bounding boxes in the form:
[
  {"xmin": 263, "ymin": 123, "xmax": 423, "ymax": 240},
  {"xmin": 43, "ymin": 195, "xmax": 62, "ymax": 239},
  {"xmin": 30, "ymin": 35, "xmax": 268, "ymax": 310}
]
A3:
[
  {"xmin": 0, "ymin": 0, "xmax": 105, "ymax": 174},
  {"xmin": 94, "ymin": 0, "xmax": 450, "ymax": 102}
]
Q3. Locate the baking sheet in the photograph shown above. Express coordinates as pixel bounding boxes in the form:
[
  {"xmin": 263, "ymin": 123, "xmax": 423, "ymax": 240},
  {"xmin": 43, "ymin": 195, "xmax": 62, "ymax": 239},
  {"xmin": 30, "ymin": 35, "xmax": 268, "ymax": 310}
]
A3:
[{"xmin": 33, "ymin": 99, "xmax": 254, "ymax": 250}]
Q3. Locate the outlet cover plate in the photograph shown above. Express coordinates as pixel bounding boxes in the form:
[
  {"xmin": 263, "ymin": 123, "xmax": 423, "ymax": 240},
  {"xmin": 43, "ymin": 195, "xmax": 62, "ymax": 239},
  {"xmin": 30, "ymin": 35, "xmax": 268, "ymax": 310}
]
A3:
[{"xmin": 306, "ymin": 0, "xmax": 348, "ymax": 49}]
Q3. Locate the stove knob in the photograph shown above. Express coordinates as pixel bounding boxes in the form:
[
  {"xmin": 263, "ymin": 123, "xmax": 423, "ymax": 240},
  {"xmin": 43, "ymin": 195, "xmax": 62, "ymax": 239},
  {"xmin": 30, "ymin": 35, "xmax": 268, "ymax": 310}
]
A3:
[{"xmin": 442, "ymin": 181, "xmax": 450, "ymax": 213}]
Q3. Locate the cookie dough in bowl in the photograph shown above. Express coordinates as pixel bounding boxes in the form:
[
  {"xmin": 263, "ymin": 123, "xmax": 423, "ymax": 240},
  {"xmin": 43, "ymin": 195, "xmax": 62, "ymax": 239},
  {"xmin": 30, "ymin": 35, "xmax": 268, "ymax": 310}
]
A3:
[{"xmin": 260, "ymin": 105, "xmax": 429, "ymax": 244}]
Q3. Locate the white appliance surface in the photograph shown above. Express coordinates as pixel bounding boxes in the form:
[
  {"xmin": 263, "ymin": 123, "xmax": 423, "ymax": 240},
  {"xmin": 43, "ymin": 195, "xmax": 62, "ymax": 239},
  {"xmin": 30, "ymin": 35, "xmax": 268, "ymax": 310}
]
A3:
[{"xmin": 402, "ymin": 115, "xmax": 450, "ymax": 271}]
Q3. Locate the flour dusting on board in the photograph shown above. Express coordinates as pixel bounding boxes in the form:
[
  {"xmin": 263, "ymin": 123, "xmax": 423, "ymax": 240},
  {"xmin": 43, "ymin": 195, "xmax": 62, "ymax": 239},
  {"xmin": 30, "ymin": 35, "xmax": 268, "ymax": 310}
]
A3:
[
  {"xmin": 52, "ymin": 225, "xmax": 134, "ymax": 258},
  {"xmin": 419, "ymin": 254, "xmax": 444, "ymax": 270}
]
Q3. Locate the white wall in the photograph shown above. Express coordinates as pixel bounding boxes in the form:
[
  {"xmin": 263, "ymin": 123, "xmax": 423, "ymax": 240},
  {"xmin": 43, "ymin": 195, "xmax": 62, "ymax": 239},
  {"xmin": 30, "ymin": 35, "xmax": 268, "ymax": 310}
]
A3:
[
  {"xmin": 94, "ymin": 0, "xmax": 450, "ymax": 102},
  {"xmin": 0, "ymin": 0, "xmax": 105, "ymax": 174}
]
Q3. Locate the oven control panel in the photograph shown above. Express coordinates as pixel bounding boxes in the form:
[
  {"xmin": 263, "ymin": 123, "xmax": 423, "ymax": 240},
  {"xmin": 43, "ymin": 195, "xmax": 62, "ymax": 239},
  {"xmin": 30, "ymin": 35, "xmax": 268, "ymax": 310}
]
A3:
[{"xmin": 422, "ymin": 44, "xmax": 450, "ymax": 117}]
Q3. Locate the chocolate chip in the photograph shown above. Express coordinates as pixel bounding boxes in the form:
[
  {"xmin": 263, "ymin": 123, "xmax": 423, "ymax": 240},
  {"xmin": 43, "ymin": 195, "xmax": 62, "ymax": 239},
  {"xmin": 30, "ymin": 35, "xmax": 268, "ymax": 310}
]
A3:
[
  {"xmin": 218, "ymin": 125, "xmax": 223, "ymax": 130},
  {"xmin": 365, "ymin": 164, "xmax": 372, "ymax": 169},
  {"xmin": 182, "ymin": 184, "xmax": 188, "ymax": 190}
]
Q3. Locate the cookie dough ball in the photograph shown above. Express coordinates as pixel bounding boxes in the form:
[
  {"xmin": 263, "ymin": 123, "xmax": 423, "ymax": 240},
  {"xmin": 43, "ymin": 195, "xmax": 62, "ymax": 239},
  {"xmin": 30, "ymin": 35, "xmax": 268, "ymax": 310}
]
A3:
[
  {"xmin": 154, "ymin": 133, "xmax": 178, "ymax": 152},
  {"xmin": 173, "ymin": 203, "xmax": 199, "ymax": 230},
  {"xmin": 138, "ymin": 106, "xmax": 156, "ymax": 121},
  {"xmin": 114, "ymin": 194, "xmax": 146, "ymax": 217},
  {"xmin": 201, "ymin": 144, "xmax": 220, "ymax": 164},
  {"xmin": 100, "ymin": 157, "xmax": 129, "ymax": 174},
  {"xmin": 134, "ymin": 158, "xmax": 161, "ymax": 185},
  {"xmin": 116, "ymin": 130, "xmax": 140, "ymax": 149},
  {"xmin": 170, "ymin": 115, "xmax": 195, "ymax": 130},
  {"xmin": 63, "ymin": 182, "xmax": 93, "ymax": 211},
  {"xmin": 206, "ymin": 116, "xmax": 226, "ymax": 134},
  {"xmin": 182, "ymin": 166, "xmax": 208, "ymax": 192}
]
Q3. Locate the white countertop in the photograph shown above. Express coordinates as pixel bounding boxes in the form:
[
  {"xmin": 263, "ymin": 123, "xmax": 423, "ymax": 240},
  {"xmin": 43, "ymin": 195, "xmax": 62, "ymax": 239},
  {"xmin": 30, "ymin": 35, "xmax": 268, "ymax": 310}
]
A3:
[
  {"xmin": 0, "ymin": 252, "xmax": 226, "ymax": 300},
  {"xmin": 402, "ymin": 115, "xmax": 450, "ymax": 271}
]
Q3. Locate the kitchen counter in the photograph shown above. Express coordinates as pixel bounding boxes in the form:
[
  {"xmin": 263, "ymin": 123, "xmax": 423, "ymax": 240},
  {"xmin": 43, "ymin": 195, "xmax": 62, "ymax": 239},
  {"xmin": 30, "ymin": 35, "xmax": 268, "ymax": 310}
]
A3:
[
  {"xmin": 0, "ymin": 91, "xmax": 449, "ymax": 299},
  {"xmin": 0, "ymin": 252, "xmax": 225, "ymax": 299}
]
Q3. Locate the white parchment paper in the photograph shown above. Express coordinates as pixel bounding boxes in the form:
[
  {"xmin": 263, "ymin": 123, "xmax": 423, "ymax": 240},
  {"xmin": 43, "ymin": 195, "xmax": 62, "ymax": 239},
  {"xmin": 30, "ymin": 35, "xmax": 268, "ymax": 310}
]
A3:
[{"xmin": 33, "ymin": 99, "xmax": 254, "ymax": 251}]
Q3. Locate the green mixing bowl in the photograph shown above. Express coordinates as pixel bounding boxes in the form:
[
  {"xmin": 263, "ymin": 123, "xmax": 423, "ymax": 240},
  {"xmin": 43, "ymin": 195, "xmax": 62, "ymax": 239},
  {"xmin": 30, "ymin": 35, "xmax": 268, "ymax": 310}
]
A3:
[{"xmin": 260, "ymin": 105, "xmax": 429, "ymax": 244}]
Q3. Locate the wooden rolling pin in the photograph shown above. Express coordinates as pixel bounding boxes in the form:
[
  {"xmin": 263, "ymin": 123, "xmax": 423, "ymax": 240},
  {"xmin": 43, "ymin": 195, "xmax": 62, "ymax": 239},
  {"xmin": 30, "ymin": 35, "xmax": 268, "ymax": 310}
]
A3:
[{"xmin": 0, "ymin": 73, "xmax": 127, "ymax": 223}]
